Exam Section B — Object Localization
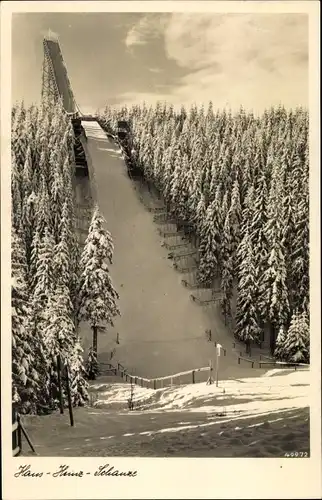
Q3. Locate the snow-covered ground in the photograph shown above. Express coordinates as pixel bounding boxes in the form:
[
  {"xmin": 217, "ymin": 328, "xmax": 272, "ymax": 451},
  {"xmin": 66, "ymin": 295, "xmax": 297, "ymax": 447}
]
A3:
[
  {"xmin": 91, "ymin": 368, "xmax": 309, "ymax": 416},
  {"xmin": 22, "ymin": 370, "xmax": 309, "ymax": 457},
  {"xmin": 79, "ymin": 121, "xmax": 271, "ymax": 380},
  {"xmin": 44, "ymin": 121, "xmax": 307, "ymax": 458}
]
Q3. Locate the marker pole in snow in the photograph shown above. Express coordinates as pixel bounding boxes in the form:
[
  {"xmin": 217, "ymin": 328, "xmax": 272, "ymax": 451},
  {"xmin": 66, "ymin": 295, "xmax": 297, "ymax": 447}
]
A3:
[{"xmin": 216, "ymin": 344, "xmax": 222, "ymax": 387}]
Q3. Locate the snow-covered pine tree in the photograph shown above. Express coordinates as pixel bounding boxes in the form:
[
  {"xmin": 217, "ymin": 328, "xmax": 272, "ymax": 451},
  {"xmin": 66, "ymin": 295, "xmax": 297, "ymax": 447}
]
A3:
[
  {"xmin": 85, "ymin": 346, "xmax": 100, "ymax": 380},
  {"xmin": 42, "ymin": 283, "xmax": 76, "ymax": 409},
  {"xmin": 11, "ymin": 153, "xmax": 23, "ymax": 234},
  {"xmin": 35, "ymin": 176, "xmax": 53, "ymax": 237},
  {"xmin": 220, "ymin": 179, "xmax": 242, "ymax": 323},
  {"xmin": 174, "ymin": 154, "xmax": 191, "ymax": 223},
  {"xmin": 234, "ymin": 229, "xmax": 261, "ymax": 349},
  {"xmin": 12, "ymin": 228, "xmax": 50, "ymax": 414},
  {"xmin": 29, "ymin": 228, "xmax": 41, "ymax": 286},
  {"xmin": 11, "ymin": 102, "xmax": 28, "ymax": 171},
  {"xmin": 195, "ymin": 192, "xmax": 207, "ymax": 237},
  {"xmin": 258, "ymin": 159, "xmax": 290, "ymax": 353},
  {"xmin": 21, "ymin": 146, "xmax": 33, "ymax": 201},
  {"xmin": 220, "ymin": 215, "xmax": 234, "ymax": 323},
  {"xmin": 182, "ymin": 163, "xmax": 196, "ymax": 225},
  {"xmin": 30, "ymin": 228, "xmax": 57, "ymax": 409},
  {"xmin": 78, "ymin": 206, "xmax": 120, "ymax": 356},
  {"xmin": 69, "ymin": 338, "xmax": 89, "ymax": 405},
  {"xmin": 169, "ymin": 153, "xmax": 184, "ymax": 218},
  {"xmin": 290, "ymin": 165, "xmax": 309, "ymax": 313},
  {"xmin": 274, "ymin": 325, "xmax": 287, "ymax": 361},
  {"xmin": 140, "ymin": 132, "xmax": 154, "ymax": 183},
  {"xmin": 21, "ymin": 191, "xmax": 38, "ymax": 267},
  {"xmin": 187, "ymin": 168, "xmax": 202, "ymax": 228},
  {"xmin": 53, "ymin": 202, "xmax": 72, "ymax": 288},
  {"xmin": 163, "ymin": 143, "xmax": 179, "ymax": 210},
  {"xmin": 251, "ymin": 170, "xmax": 268, "ymax": 280},
  {"xmin": 239, "ymin": 185, "xmax": 255, "ymax": 244},
  {"xmin": 50, "ymin": 162, "xmax": 65, "ymax": 241},
  {"xmin": 298, "ymin": 309, "xmax": 310, "ymax": 360},
  {"xmin": 218, "ymin": 144, "xmax": 231, "ymax": 193},
  {"xmin": 208, "ymin": 146, "xmax": 221, "ymax": 202},
  {"xmin": 283, "ymin": 311, "xmax": 309, "ymax": 363},
  {"xmin": 12, "ymin": 228, "xmax": 39, "ymax": 412},
  {"xmin": 69, "ymin": 232, "xmax": 81, "ymax": 323},
  {"xmin": 43, "ymin": 283, "xmax": 75, "ymax": 362},
  {"xmin": 152, "ymin": 137, "xmax": 164, "ymax": 192},
  {"xmin": 197, "ymin": 201, "xmax": 220, "ymax": 286},
  {"xmin": 228, "ymin": 178, "xmax": 242, "ymax": 252},
  {"xmin": 32, "ymin": 227, "xmax": 55, "ymax": 303},
  {"xmin": 201, "ymin": 150, "xmax": 213, "ymax": 205},
  {"xmin": 265, "ymin": 226, "xmax": 289, "ymax": 354}
]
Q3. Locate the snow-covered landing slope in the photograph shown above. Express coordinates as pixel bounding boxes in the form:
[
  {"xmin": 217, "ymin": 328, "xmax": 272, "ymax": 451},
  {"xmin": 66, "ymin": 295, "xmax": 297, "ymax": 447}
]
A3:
[
  {"xmin": 90, "ymin": 369, "xmax": 309, "ymax": 419},
  {"xmin": 23, "ymin": 370, "xmax": 309, "ymax": 457}
]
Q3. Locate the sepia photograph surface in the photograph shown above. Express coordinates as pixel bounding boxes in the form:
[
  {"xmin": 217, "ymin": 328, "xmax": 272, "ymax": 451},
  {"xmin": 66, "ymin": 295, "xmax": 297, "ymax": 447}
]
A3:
[{"xmin": 1, "ymin": 1, "xmax": 321, "ymax": 499}]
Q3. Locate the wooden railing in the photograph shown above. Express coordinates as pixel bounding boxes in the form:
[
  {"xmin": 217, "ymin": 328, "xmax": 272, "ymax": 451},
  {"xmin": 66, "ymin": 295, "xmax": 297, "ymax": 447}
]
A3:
[
  {"xmin": 12, "ymin": 406, "xmax": 21, "ymax": 457},
  {"xmin": 258, "ymin": 360, "xmax": 309, "ymax": 370},
  {"xmin": 12, "ymin": 405, "xmax": 36, "ymax": 457},
  {"xmin": 237, "ymin": 356, "xmax": 255, "ymax": 369},
  {"xmin": 100, "ymin": 361, "xmax": 213, "ymax": 390},
  {"xmin": 125, "ymin": 366, "xmax": 210, "ymax": 389},
  {"xmin": 99, "ymin": 350, "xmax": 308, "ymax": 394},
  {"xmin": 191, "ymin": 291, "xmax": 223, "ymax": 305},
  {"xmin": 230, "ymin": 341, "xmax": 309, "ymax": 371}
]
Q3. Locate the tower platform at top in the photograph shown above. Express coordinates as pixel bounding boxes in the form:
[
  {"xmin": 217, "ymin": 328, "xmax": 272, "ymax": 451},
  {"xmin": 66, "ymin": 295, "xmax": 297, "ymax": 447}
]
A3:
[{"xmin": 42, "ymin": 33, "xmax": 78, "ymax": 116}]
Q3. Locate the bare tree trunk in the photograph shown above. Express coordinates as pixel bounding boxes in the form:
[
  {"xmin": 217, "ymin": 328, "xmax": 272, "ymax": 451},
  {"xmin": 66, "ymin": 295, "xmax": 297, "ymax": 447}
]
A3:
[
  {"xmin": 56, "ymin": 355, "xmax": 64, "ymax": 414},
  {"xmin": 92, "ymin": 325, "xmax": 98, "ymax": 356},
  {"xmin": 269, "ymin": 323, "xmax": 276, "ymax": 356}
]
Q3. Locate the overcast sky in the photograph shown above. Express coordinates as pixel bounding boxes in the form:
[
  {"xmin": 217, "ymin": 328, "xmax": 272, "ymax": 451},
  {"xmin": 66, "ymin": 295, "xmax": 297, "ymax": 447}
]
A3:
[{"xmin": 12, "ymin": 12, "xmax": 308, "ymax": 113}]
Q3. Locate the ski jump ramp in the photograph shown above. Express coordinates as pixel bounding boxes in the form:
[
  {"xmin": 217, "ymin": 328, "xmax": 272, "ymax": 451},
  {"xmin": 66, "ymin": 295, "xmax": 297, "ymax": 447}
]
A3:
[{"xmin": 43, "ymin": 35, "xmax": 77, "ymax": 115}]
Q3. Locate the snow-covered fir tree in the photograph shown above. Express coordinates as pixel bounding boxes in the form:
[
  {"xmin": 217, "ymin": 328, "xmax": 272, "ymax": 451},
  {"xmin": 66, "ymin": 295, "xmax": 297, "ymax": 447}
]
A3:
[
  {"xmin": 85, "ymin": 346, "xmax": 100, "ymax": 380},
  {"xmin": 234, "ymin": 229, "xmax": 261, "ymax": 349},
  {"xmin": 68, "ymin": 338, "xmax": 89, "ymax": 406},
  {"xmin": 12, "ymin": 228, "xmax": 39, "ymax": 412},
  {"xmin": 282, "ymin": 311, "xmax": 309, "ymax": 363},
  {"xmin": 197, "ymin": 201, "xmax": 220, "ymax": 286},
  {"xmin": 258, "ymin": 160, "xmax": 290, "ymax": 353},
  {"xmin": 274, "ymin": 325, "xmax": 287, "ymax": 361},
  {"xmin": 78, "ymin": 206, "xmax": 120, "ymax": 355}
]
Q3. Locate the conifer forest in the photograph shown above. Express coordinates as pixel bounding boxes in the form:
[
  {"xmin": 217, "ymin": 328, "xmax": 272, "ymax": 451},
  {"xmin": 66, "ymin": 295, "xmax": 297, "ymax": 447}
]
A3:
[
  {"xmin": 11, "ymin": 102, "xmax": 119, "ymax": 414},
  {"xmin": 99, "ymin": 103, "xmax": 310, "ymax": 361},
  {"xmin": 11, "ymin": 100, "xmax": 310, "ymax": 415}
]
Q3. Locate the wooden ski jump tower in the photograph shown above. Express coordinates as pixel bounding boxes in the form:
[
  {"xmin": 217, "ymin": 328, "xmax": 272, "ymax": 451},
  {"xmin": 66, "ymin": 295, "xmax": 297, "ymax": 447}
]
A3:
[{"xmin": 41, "ymin": 30, "xmax": 88, "ymax": 176}]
